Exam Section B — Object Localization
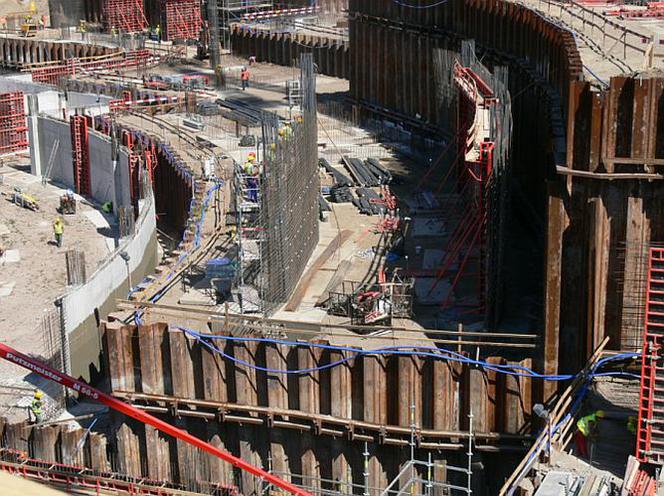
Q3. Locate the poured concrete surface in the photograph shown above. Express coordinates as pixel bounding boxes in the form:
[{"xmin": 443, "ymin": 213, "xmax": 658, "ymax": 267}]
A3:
[{"xmin": 0, "ymin": 471, "xmax": 67, "ymax": 496}]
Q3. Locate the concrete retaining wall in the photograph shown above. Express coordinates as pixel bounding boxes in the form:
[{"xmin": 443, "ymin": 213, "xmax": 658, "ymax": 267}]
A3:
[
  {"xmin": 65, "ymin": 195, "xmax": 157, "ymax": 381},
  {"xmin": 27, "ymin": 115, "xmax": 158, "ymax": 381},
  {"xmin": 31, "ymin": 116, "xmax": 130, "ymax": 212}
]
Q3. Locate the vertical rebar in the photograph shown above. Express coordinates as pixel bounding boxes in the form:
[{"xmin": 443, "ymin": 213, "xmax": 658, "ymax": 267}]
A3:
[
  {"xmin": 467, "ymin": 410, "xmax": 474, "ymax": 495},
  {"xmin": 363, "ymin": 442, "xmax": 370, "ymax": 496}
]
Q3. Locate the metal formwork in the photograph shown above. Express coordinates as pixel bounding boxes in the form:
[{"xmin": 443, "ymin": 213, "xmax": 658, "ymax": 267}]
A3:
[
  {"xmin": 102, "ymin": 0, "xmax": 147, "ymax": 33},
  {"xmin": 161, "ymin": 0, "xmax": 203, "ymax": 42},
  {"xmin": 0, "ymin": 92, "xmax": 28, "ymax": 155},
  {"xmin": 70, "ymin": 115, "xmax": 91, "ymax": 196}
]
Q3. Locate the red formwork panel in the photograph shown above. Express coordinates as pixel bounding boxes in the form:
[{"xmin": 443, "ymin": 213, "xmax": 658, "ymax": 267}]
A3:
[
  {"xmin": 637, "ymin": 247, "xmax": 664, "ymax": 465},
  {"xmin": 70, "ymin": 115, "xmax": 91, "ymax": 196},
  {"xmin": 161, "ymin": 0, "xmax": 203, "ymax": 42},
  {"xmin": 0, "ymin": 92, "xmax": 28, "ymax": 155},
  {"xmin": 102, "ymin": 0, "xmax": 147, "ymax": 33}
]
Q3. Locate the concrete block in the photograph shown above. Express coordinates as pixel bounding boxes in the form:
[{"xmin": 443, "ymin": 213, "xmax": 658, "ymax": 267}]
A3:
[
  {"xmin": 1, "ymin": 249, "xmax": 20, "ymax": 263},
  {"xmin": 0, "ymin": 281, "xmax": 16, "ymax": 297}
]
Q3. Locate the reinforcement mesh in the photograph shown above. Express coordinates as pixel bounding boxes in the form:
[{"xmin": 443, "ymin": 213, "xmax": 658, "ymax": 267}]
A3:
[{"xmin": 236, "ymin": 53, "xmax": 319, "ymax": 314}]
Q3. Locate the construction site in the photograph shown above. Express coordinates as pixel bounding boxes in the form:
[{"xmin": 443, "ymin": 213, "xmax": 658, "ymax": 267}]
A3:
[{"xmin": 1, "ymin": 0, "xmax": 664, "ymax": 494}]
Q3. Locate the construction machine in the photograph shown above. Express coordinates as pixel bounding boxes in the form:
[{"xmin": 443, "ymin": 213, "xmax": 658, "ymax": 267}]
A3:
[{"xmin": 19, "ymin": 1, "xmax": 39, "ymax": 37}]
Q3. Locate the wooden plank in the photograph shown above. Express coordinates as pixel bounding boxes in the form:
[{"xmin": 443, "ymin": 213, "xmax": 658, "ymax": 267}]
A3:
[
  {"xmin": 60, "ymin": 428, "xmax": 85, "ymax": 466},
  {"xmin": 234, "ymin": 341, "xmax": 258, "ymax": 408},
  {"xmin": 138, "ymin": 323, "xmax": 166, "ymax": 395},
  {"xmin": 330, "ymin": 350, "xmax": 352, "ymax": 419},
  {"xmin": 169, "ymin": 330, "xmax": 196, "ymax": 399},
  {"xmin": 144, "ymin": 424, "xmax": 171, "ymax": 481},
  {"xmin": 314, "ymin": 260, "xmax": 352, "ymax": 307},
  {"xmin": 363, "ymin": 355, "xmax": 387, "ymax": 424},
  {"xmin": 298, "ymin": 346, "xmax": 320, "ymax": 414},
  {"xmin": 397, "ymin": 355, "xmax": 422, "ymax": 427},
  {"xmin": 543, "ymin": 182, "xmax": 566, "ymax": 401},
  {"xmin": 284, "ymin": 230, "xmax": 353, "ymax": 312},
  {"xmin": 201, "ymin": 330, "xmax": 228, "ymax": 403},
  {"xmin": 104, "ymin": 323, "xmax": 135, "ymax": 393},
  {"xmin": 88, "ymin": 433, "xmax": 109, "ymax": 472}
]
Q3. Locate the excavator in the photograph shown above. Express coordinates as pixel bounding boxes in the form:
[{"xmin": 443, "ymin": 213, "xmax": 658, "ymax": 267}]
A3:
[{"xmin": 0, "ymin": 342, "xmax": 312, "ymax": 496}]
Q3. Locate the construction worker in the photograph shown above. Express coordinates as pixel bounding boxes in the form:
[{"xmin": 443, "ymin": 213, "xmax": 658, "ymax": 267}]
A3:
[
  {"xmin": 111, "ymin": 25, "xmax": 118, "ymax": 36},
  {"xmin": 278, "ymin": 122, "xmax": 292, "ymax": 141},
  {"xmin": 241, "ymin": 67, "xmax": 250, "ymax": 91},
  {"xmin": 243, "ymin": 156, "xmax": 259, "ymax": 202},
  {"xmin": 628, "ymin": 416, "xmax": 638, "ymax": 435},
  {"xmin": 575, "ymin": 410, "xmax": 605, "ymax": 458},
  {"xmin": 53, "ymin": 217, "xmax": 64, "ymax": 248},
  {"xmin": 249, "ymin": 55, "xmax": 256, "ymax": 66},
  {"xmin": 31, "ymin": 390, "xmax": 44, "ymax": 424},
  {"xmin": 156, "ymin": 24, "xmax": 161, "ymax": 43}
]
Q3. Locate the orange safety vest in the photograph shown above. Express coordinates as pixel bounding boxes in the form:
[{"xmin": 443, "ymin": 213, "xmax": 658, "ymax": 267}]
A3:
[{"xmin": 241, "ymin": 70, "xmax": 250, "ymax": 81}]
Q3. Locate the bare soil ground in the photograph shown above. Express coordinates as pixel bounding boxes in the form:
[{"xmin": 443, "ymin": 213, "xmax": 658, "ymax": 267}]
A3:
[{"xmin": 0, "ymin": 160, "xmax": 111, "ymax": 421}]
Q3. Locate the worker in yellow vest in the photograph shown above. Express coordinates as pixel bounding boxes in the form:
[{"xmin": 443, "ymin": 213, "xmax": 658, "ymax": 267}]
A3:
[
  {"xmin": 53, "ymin": 217, "xmax": 64, "ymax": 248},
  {"xmin": 575, "ymin": 410, "xmax": 604, "ymax": 458},
  {"xmin": 31, "ymin": 390, "xmax": 44, "ymax": 424}
]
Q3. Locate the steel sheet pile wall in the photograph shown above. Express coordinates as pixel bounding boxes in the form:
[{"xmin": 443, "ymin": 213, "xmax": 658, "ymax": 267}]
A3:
[
  {"xmin": 231, "ymin": 26, "xmax": 349, "ymax": 79},
  {"xmin": 95, "ymin": 322, "xmax": 533, "ymax": 493},
  {"xmin": 0, "ymin": 37, "xmax": 113, "ymax": 69},
  {"xmin": 259, "ymin": 54, "xmax": 320, "ymax": 312},
  {"xmin": 348, "ymin": 0, "xmax": 581, "ymax": 127},
  {"xmin": 553, "ymin": 76, "xmax": 664, "ymax": 368}
]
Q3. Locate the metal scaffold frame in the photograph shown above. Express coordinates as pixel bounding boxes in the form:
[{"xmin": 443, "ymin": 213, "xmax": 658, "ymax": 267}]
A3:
[
  {"xmin": 637, "ymin": 247, "xmax": 664, "ymax": 465},
  {"xmin": 424, "ymin": 42, "xmax": 512, "ymax": 326},
  {"xmin": 161, "ymin": 0, "xmax": 204, "ymax": 42},
  {"xmin": 102, "ymin": 0, "xmax": 148, "ymax": 33},
  {"xmin": 0, "ymin": 92, "xmax": 28, "ymax": 155},
  {"xmin": 70, "ymin": 114, "xmax": 92, "ymax": 196},
  {"xmin": 219, "ymin": 0, "xmax": 274, "ymax": 49}
]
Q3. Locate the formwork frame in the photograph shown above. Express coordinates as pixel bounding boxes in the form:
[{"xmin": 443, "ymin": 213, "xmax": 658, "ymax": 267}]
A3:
[
  {"xmin": 161, "ymin": 0, "xmax": 203, "ymax": 42},
  {"xmin": 219, "ymin": 0, "xmax": 274, "ymax": 49},
  {"xmin": 0, "ymin": 92, "xmax": 28, "ymax": 155},
  {"xmin": 636, "ymin": 247, "xmax": 664, "ymax": 465},
  {"xmin": 102, "ymin": 0, "xmax": 148, "ymax": 33},
  {"xmin": 70, "ymin": 115, "xmax": 92, "ymax": 196}
]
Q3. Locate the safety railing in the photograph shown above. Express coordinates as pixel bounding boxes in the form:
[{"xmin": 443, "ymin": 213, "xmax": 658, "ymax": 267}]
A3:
[{"xmin": 527, "ymin": 0, "xmax": 649, "ymax": 57}]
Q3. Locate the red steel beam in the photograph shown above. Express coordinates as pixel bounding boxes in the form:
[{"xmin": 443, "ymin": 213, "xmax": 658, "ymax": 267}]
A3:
[{"xmin": 0, "ymin": 343, "xmax": 313, "ymax": 496}]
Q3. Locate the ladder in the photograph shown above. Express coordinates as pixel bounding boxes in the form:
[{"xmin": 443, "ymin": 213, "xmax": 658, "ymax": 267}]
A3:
[
  {"xmin": 70, "ymin": 116, "xmax": 91, "ymax": 196},
  {"xmin": 41, "ymin": 138, "xmax": 60, "ymax": 185},
  {"xmin": 636, "ymin": 247, "xmax": 664, "ymax": 464}
]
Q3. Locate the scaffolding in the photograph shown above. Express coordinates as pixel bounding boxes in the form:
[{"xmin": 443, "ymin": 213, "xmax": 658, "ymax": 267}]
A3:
[
  {"xmin": 102, "ymin": 0, "xmax": 148, "ymax": 33},
  {"xmin": 0, "ymin": 92, "xmax": 28, "ymax": 155},
  {"xmin": 233, "ymin": 53, "xmax": 319, "ymax": 314},
  {"xmin": 426, "ymin": 42, "xmax": 512, "ymax": 326},
  {"xmin": 161, "ymin": 0, "xmax": 203, "ymax": 42},
  {"xmin": 219, "ymin": 0, "xmax": 274, "ymax": 49}
]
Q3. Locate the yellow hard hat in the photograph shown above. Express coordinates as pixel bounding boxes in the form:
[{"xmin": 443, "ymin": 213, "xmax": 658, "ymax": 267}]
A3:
[
  {"xmin": 34, "ymin": 390, "xmax": 43, "ymax": 399},
  {"xmin": 596, "ymin": 410, "xmax": 605, "ymax": 418},
  {"xmin": 278, "ymin": 129, "xmax": 285, "ymax": 137},
  {"xmin": 247, "ymin": 155, "xmax": 255, "ymax": 162}
]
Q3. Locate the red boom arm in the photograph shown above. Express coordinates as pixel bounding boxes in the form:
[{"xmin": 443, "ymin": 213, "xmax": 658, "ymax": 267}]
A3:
[{"xmin": 0, "ymin": 343, "xmax": 312, "ymax": 496}]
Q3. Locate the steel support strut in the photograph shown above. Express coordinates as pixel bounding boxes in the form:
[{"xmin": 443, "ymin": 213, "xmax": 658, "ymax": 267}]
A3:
[{"xmin": 0, "ymin": 343, "xmax": 312, "ymax": 496}]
